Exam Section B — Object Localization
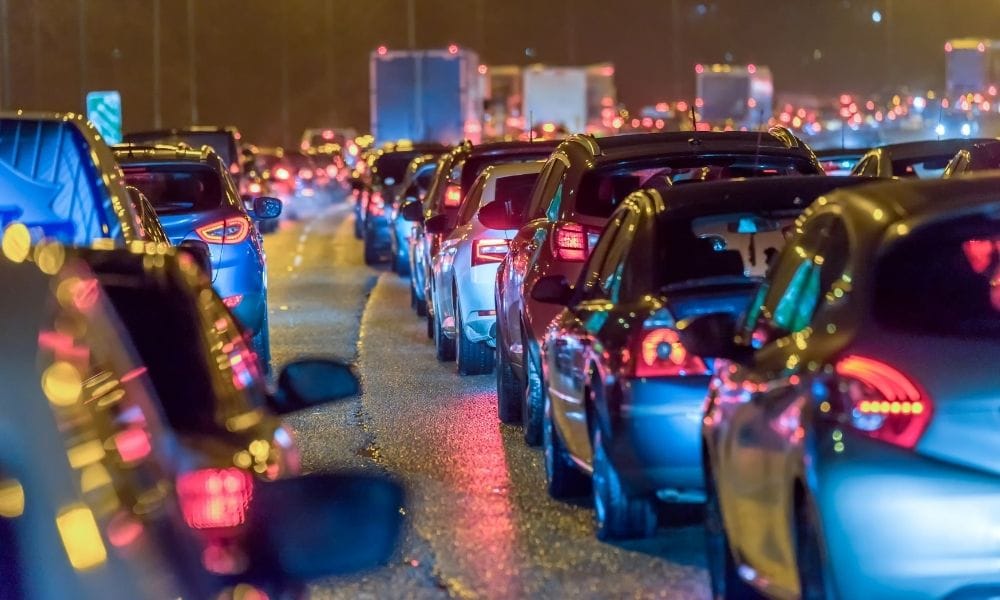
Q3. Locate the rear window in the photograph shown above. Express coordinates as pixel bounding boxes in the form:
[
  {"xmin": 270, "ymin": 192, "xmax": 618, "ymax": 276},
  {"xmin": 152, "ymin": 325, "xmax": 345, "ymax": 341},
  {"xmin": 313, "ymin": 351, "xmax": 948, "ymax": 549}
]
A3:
[
  {"xmin": 577, "ymin": 155, "xmax": 816, "ymax": 218},
  {"xmin": 891, "ymin": 154, "xmax": 953, "ymax": 178},
  {"xmin": 462, "ymin": 152, "xmax": 553, "ymax": 192},
  {"xmin": 875, "ymin": 214, "xmax": 1000, "ymax": 337},
  {"xmin": 125, "ymin": 131, "xmax": 237, "ymax": 168},
  {"xmin": 459, "ymin": 171, "xmax": 541, "ymax": 226},
  {"xmin": 374, "ymin": 152, "xmax": 424, "ymax": 186},
  {"xmin": 123, "ymin": 165, "xmax": 224, "ymax": 214}
]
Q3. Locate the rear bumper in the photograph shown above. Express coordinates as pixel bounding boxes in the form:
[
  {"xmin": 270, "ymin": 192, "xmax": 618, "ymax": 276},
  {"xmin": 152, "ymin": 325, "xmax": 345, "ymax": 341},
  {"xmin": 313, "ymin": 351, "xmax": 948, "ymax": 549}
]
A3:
[
  {"xmin": 608, "ymin": 376, "xmax": 709, "ymax": 498},
  {"xmin": 814, "ymin": 429, "xmax": 1000, "ymax": 600}
]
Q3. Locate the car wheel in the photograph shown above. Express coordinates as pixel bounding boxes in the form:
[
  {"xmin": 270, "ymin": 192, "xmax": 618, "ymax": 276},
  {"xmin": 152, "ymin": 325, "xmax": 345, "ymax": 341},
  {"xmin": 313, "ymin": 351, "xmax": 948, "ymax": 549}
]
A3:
[
  {"xmin": 591, "ymin": 426, "xmax": 657, "ymax": 541},
  {"xmin": 433, "ymin": 309, "xmax": 456, "ymax": 362},
  {"xmin": 521, "ymin": 337, "xmax": 544, "ymax": 446},
  {"xmin": 495, "ymin": 325, "xmax": 523, "ymax": 424},
  {"xmin": 363, "ymin": 232, "xmax": 382, "ymax": 265},
  {"xmin": 795, "ymin": 491, "xmax": 833, "ymax": 600},
  {"xmin": 543, "ymin": 394, "xmax": 591, "ymax": 500},
  {"xmin": 705, "ymin": 463, "xmax": 764, "ymax": 600},
  {"xmin": 251, "ymin": 311, "xmax": 273, "ymax": 378},
  {"xmin": 456, "ymin": 298, "xmax": 494, "ymax": 376}
]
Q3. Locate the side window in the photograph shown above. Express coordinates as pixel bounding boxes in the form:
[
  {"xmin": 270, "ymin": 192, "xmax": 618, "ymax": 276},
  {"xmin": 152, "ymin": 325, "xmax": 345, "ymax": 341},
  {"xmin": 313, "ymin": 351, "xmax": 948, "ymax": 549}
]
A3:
[
  {"xmin": 527, "ymin": 157, "xmax": 568, "ymax": 221},
  {"xmin": 574, "ymin": 216, "xmax": 623, "ymax": 301},
  {"xmin": 457, "ymin": 173, "xmax": 488, "ymax": 226},
  {"xmin": 852, "ymin": 156, "xmax": 874, "ymax": 177},
  {"xmin": 597, "ymin": 208, "xmax": 640, "ymax": 302}
]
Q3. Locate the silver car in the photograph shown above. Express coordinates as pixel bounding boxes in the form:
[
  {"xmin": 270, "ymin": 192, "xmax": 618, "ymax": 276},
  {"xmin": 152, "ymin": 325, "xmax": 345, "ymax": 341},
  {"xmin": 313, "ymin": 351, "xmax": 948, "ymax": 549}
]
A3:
[{"xmin": 683, "ymin": 174, "xmax": 1000, "ymax": 599}]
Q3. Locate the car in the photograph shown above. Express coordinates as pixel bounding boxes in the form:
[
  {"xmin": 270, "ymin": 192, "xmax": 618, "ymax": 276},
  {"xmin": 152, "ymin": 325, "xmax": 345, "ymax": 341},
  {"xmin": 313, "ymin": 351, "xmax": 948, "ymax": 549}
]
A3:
[
  {"xmin": 300, "ymin": 127, "xmax": 358, "ymax": 151},
  {"xmin": 0, "ymin": 112, "xmax": 164, "ymax": 246},
  {"xmin": 114, "ymin": 144, "xmax": 282, "ymax": 371},
  {"xmin": 124, "ymin": 126, "xmax": 245, "ymax": 182},
  {"xmin": 360, "ymin": 143, "xmax": 448, "ymax": 265},
  {"xmin": 531, "ymin": 176, "xmax": 874, "ymax": 541},
  {"xmin": 850, "ymin": 138, "xmax": 990, "ymax": 178},
  {"xmin": 391, "ymin": 154, "xmax": 440, "ymax": 278},
  {"xmin": 0, "ymin": 242, "xmax": 403, "ymax": 599},
  {"xmin": 681, "ymin": 174, "xmax": 1000, "ymax": 600},
  {"xmin": 402, "ymin": 140, "xmax": 561, "ymax": 350},
  {"xmin": 815, "ymin": 148, "xmax": 868, "ymax": 176},
  {"xmin": 428, "ymin": 161, "xmax": 545, "ymax": 375},
  {"xmin": 942, "ymin": 138, "xmax": 1000, "ymax": 177},
  {"xmin": 496, "ymin": 129, "xmax": 826, "ymax": 446}
]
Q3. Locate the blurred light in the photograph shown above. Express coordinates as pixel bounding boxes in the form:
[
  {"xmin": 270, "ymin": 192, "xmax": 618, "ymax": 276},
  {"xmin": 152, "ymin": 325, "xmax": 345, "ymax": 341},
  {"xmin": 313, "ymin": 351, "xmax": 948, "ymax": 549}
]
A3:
[
  {"xmin": 941, "ymin": 98, "xmax": 950, "ymax": 109},
  {"xmin": 945, "ymin": 42, "xmax": 953, "ymax": 53},
  {"xmin": 695, "ymin": 64, "xmax": 704, "ymax": 74},
  {"xmin": 42, "ymin": 361, "xmax": 83, "ymax": 407},
  {"xmin": 79, "ymin": 463, "xmax": 112, "ymax": 493},
  {"xmin": 961, "ymin": 122, "xmax": 972, "ymax": 136},
  {"xmin": 747, "ymin": 64, "xmax": 756, "ymax": 74},
  {"xmin": 0, "ymin": 479, "xmax": 25, "ymax": 518},
  {"xmin": 107, "ymin": 512, "xmax": 144, "ymax": 548},
  {"xmin": 655, "ymin": 102, "xmax": 669, "ymax": 112},
  {"xmin": 177, "ymin": 468, "xmax": 253, "ymax": 529},
  {"xmin": 114, "ymin": 428, "xmax": 151, "ymax": 463},
  {"xmin": 541, "ymin": 122, "xmax": 556, "ymax": 134},
  {"xmin": 248, "ymin": 182, "xmax": 262, "ymax": 195},
  {"xmin": 865, "ymin": 100, "xmax": 876, "ymax": 111},
  {"xmin": 675, "ymin": 100, "xmax": 689, "ymax": 112},
  {"xmin": 35, "ymin": 241, "xmax": 65, "ymax": 275},
  {"xmin": 448, "ymin": 44, "xmax": 459, "ymax": 55},
  {"xmin": 321, "ymin": 129, "xmax": 334, "ymax": 140},
  {"xmin": 694, "ymin": 97, "xmax": 704, "ymax": 108},
  {"xmin": 67, "ymin": 440, "xmax": 106, "ymax": 469},
  {"xmin": 2, "ymin": 223, "xmax": 30, "ymax": 263},
  {"xmin": 56, "ymin": 505, "xmax": 107, "ymax": 570},
  {"xmin": 747, "ymin": 98, "xmax": 757, "ymax": 108},
  {"xmin": 839, "ymin": 94, "xmax": 851, "ymax": 105},
  {"xmin": 611, "ymin": 116, "xmax": 624, "ymax": 128},
  {"xmin": 376, "ymin": 45, "xmax": 388, "ymax": 56},
  {"xmin": 477, "ymin": 64, "xmax": 488, "ymax": 75},
  {"xmin": 912, "ymin": 96, "xmax": 926, "ymax": 110},
  {"xmin": 871, "ymin": 10, "xmax": 882, "ymax": 23},
  {"xmin": 978, "ymin": 42, "xmax": 986, "ymax": 53},
  {"xmin": 935, "ymin": 123, "xmax": 947, "ymax": 136}
]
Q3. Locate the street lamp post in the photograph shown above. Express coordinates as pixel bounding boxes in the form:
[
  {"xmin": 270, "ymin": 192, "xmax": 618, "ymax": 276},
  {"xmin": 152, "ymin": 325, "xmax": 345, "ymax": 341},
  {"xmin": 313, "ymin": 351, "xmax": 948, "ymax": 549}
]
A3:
[
  {"xmin": 0, "ymin": 0, "xmax": 10, "ymax": 110},
  {"xmin": 153, "ymin": 0, "xmax": 162, "ymax": 128},
  {"xmin": 187, "ymin": 0, "xmax": 198, "ymax": 124}
]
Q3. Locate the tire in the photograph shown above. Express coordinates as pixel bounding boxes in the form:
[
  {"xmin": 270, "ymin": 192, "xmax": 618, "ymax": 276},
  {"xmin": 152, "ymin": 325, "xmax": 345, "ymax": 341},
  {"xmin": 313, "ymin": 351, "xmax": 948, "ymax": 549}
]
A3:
[
  {"xmin": 251, "ymin": 310, "xmax": 273, "ymax": 378},
  {"xmin": 592, "ymin": 426, "xmax": 657, "ymax": 541},
  {"xmin": 495, "ymin": 325, "xmax": 523, "ymax": 424},
  {"xmin": 363, "ymin": 232, "xmax": 382, "ymax": 265},
  {"xmin": 705, "ymin": 464, "xmax": 764, "ymax": 600},
  {"xmin": 795, "ymin": 491, "xmax": 833, "ymax": 600},
  {"xmin": 456, "ymin": 297, "xmax": 494, "ymax": 376},
  {"xmin": 521, "ymin": 335, "xmax": 544, "ymax": 446},
  {"xmin": 543, "ymin": 394, "xmax": 591, "ymax": 500},
  {"xmin": 433, "ymin": 309, "xmax": 456, "ymax": 362}
]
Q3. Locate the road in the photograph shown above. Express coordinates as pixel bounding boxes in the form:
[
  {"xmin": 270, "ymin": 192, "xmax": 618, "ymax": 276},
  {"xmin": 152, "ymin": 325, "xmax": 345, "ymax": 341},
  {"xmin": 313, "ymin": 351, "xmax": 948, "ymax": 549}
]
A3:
[{"xmin": 264, "ymin": 193, "xmax": 710, "ymax": 599}]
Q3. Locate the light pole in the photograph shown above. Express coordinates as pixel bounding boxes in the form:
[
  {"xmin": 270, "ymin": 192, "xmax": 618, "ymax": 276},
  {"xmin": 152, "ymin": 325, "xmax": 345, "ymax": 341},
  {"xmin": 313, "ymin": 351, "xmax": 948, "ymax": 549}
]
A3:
[
  {"xmin": 0, "ymin": 0, "xmax": 10, "ymax": 110},
  {"xmin": 187, "ymin": 0, "xmax": 198, "ymax": 124},
  {"xmin": 279, "ymin": 6, "xmax": 290, "ymax": 147},
  {"xmin": 153, "ymin": 0, "xmax": 162, "ymax": 127},
  {"xmin": 79, "ymin": 0, "xmax": 87, "ymax": 106}
]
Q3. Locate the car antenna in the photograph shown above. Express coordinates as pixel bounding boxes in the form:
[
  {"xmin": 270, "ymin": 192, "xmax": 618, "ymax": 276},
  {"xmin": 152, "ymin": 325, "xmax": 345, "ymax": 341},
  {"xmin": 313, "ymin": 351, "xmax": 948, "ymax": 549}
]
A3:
[
  {"xmin": 528, "ymin": 110, "xmax": 534, "ymax": 142},
  {"xmin": 690, "ymin": 103, "xmax": 697, "ymax": 131}
]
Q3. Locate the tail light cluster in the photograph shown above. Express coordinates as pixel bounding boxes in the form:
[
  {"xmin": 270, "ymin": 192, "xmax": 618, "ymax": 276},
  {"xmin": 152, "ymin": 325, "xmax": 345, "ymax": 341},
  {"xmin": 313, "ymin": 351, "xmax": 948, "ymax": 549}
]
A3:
[
  {"xmin": 635, "ymin": 328, "xmax": 709, "ymax": 378},
  {"xmin": 472, "ymin": 238, "xmax": 509, "ymax": 266},
  {"xmin": 196, "ymin": 218, "xmax": 250, "ymax": 244},
  {"xmin": 443, "ymin": 184, "xmax": 462, "ymax": 208},
  {"xmin": 552, "ymin": 222, "xmax": 602, "ymax": 262},
  {"xmin": 177, "ymin": 468, "xmax": 253, "ymax": 530},
  {"xmin": 834, "ymin": 355, "xmax": 932, "ymax": 449}
]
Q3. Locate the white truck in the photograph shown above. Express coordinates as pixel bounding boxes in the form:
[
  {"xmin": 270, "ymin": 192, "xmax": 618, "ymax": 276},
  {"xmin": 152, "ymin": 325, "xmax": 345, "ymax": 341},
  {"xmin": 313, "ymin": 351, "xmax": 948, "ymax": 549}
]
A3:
[{"xmin": 696, "ymin": 64, "xmax": 774, "ymax": 129}]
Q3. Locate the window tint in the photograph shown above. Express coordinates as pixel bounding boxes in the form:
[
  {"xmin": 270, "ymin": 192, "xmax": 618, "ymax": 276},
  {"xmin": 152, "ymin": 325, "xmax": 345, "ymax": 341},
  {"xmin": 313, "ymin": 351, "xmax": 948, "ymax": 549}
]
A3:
[
  {"xmin": 596, "ymin": 208, "xmax": 640, "ymax": 301},
  {"xmin": 575, "ymin": 215, "xmax": 624, "ymax": 302},
  {"xmin": 875, "ymin": 214, "xmax": 1000, "ymax": 337},
  {"xmin": 891, "ymin": 154, "xmax": 955, "ymax": 178},
  {"xmin": 457, "ymin": 173, "xmax": 488, "ymax": 226},
  {"xmin": 479, "ymin": 172, "xmax": 541, "ymax": 229},
  {"xmin": 123, "ymin": 165, "xmax": 224, "ymax": 214},
  {"xmin": 527, "ymin": 158, "xmax": 567, "ymax": 221}
]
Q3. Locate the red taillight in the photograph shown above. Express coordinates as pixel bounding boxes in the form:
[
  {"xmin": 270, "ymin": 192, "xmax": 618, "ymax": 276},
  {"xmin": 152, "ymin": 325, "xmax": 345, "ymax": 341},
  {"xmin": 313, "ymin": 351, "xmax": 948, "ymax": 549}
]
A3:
[
  {"xmin": 114, "ymin": 427, "xmax": 151, "ymax": 463},
  {"xmin": 553, "ymin": 222, "xmax": 588, "ymax": 262},
  {"xmin": 834, "ymin": 355, "xmax": 932, "ymax": 449},
  {"xmin": 635, "ymin": 328, "xmax": 708, "ymax": 378},
  {"xmin": 299, "ymin": 168, "xmax": 313, "ymax": 180},
  {"xmin": 472, "ymin": 238, "xmax": 509, "ymax": 266},
  {"xmin": 222, "ymin": 294, "xmax": 243, "ymax": 308},
  {"xmin": 274, "ymin": 167, "xmax": 290, "ymax": 181},
  {"xmin": 176, "ymin": 468, "xmax": 253, "ymax": 529},
  {"xmin": 196, "ymin": 218, "xmax": 250, "ymax": 244},
  {"xmin": 248, "ymin": 182, "xmax": 262, "ymax": 195},
  {"xmin": 368, "ymin": 191, "xmax": 385, "ymax": 217},
  {"xmin": 229, "ymin": 163, "xmax": 240, "ymax": 175},
  {"xmin": 444, "ymin": 184, "xmax": 462, "ymax": 208}
]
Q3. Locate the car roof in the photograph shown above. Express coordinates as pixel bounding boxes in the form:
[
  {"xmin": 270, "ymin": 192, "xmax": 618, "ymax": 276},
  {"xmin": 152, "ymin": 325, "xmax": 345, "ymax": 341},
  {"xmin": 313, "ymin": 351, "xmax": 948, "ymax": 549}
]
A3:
[
  {"xmin": 482, "ymin": 160, "xmax": 546, "ymax": 179},
  {"xmin": 112, "ymin": 143, "xmax": 214, "ymax": 164},
  {"xmin": 870, "ymin": 138, "xmax": 994, "ymax": 160},
  {"xmin": 127, "ymin": 126, "xmax": 238, "ymax": 136},
  {"xmin": 467, "ymin": 139, "xmax": 562, "ymax": 157}
]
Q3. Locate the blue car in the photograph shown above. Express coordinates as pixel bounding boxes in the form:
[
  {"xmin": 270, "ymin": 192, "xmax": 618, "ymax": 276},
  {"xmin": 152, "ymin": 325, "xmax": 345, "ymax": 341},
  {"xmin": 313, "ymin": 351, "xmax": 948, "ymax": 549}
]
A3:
[
  {"xmin": 115, "ymin": 144, "xmax": 281, "ymax": 371},
  {"xmin": 389, "ymin": 154, "xmax": 441, "ymax": 276}
]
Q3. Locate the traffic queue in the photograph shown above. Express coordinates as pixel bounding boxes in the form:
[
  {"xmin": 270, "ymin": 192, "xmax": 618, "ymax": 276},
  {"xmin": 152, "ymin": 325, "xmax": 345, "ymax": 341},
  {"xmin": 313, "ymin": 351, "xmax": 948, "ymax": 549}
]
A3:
[{"xmin": 367, "ymin": 128, "xmax": 1000, "ymax": 600}]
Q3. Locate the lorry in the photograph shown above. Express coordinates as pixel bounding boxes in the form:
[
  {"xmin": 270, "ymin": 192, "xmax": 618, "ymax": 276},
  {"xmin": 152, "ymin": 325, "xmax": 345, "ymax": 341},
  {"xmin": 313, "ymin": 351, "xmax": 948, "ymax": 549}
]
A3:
[
  {"xmin": 695, "ymin": 64, "xmax": 774, "ymax": 129},
  {"xmin": 945, "ymin": 38, "xmax": 1000, "ymax": 97},
  {"xmin": 370, "ymin": 47, "xmax": 483, "ymax": 145}
]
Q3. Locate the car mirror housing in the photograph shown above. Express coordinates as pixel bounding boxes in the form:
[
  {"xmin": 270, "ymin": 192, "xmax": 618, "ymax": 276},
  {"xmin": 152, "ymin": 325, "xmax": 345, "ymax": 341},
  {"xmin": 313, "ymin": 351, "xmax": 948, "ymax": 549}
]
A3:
[
  {"xmin": 423, "ymin": 214, "xmax": 450, "ymax": 234},
  {"xmin": 477, "ymin": 200, "xmax": 520, "ymax": 230},
  {"xmin": 253, "ymin": 196, "xmax": 283, "ymax": 220},
  {"xmin": 400, "ymin": 200, "xmax": 423, "ymax": 222},
  {"xmin": 676, "ymin": 312, "xmax": 751, "ymax": 363},
  {"xmin": 531, "ymin": 274, "xmax": 573, "ymax": 305},
  {"xmin": 270, "ymin": 359, "xmax": 360, "ymax": 414},
  {"xmin": 246, "ymin": 473, "xmax": 404, "ymax": 581}
]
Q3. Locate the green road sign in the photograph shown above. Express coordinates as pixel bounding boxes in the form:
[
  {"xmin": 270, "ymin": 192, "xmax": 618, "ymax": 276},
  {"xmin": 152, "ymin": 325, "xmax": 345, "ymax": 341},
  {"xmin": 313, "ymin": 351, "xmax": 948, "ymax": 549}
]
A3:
[{"xmin": 86, "ymin": 90, "xmax": 122, "ymax": 145}]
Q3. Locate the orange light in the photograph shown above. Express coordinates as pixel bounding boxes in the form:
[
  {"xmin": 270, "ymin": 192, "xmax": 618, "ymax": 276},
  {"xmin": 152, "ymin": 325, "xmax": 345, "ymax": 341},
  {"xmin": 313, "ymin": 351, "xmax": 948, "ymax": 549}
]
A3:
[
  {"xmin": 274, "ymin": 166, "xmax": 290, "ymax": 181},
  {"xmin": 196, "ymin": 218, "xmax": 250, "ymax": 244},
  {"xmin": 248, "ymin": 182, "xmax": 262, "ymax": 194},
  {"xmin": 636, "ymin": 328, "xmax": 708, "ymax": 378},
  {"xmin": 541, "ymin": 123, "xmax": 556, "ymax": 133}
]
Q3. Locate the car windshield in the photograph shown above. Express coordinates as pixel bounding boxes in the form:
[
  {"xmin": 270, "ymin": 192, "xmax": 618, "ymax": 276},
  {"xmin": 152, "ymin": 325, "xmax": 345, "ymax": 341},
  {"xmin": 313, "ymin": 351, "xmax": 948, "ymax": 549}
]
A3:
[
  {"xmin": 122, "ymin": 165, "xmax": 224, "ymax": 214},
  {"xmin": 126, "ymin": 131, "xmax": 236, "ymax": 167},
  {"xmin": 654, "ymin": 209, "xmax": 800, "ymax": 286},
  {"xmin": 875, "ymin": 214, "xmax": 1000, "ymax": 337},
  {"xmin": 891, "ymin": 154, "xmax": 954, "ymax": 178},
  {"xmin": 577, "ymin": 155, "xmax": 816, "ymax": 218}
]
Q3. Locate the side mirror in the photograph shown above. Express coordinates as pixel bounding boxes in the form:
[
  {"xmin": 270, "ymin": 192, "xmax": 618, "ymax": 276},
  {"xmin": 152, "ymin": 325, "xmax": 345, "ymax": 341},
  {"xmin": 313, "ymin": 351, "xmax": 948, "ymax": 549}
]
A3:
[
  {"xmin": 531, "ymin": 274, "xmax": 573, "ymax": 305},
  {"xmin": 246, "ymin": 474, "xmax": 404, "ymax": 581},
  {"xmin": 478, "ymin": 200, "xmax": 520, "ymax": 231},
  {"xmin": 253, "ymin": 196, "xmax": 283, "ymax": 220},
  {"xmin": 676, "ymin": 312, "xmax": 752, "ymax": 363},
  {"xmin": 269, "ymin": 359, "xmax": 360, "ymax": 414},
  {"xmin": 400, "ymin": 200, "xmax": 423, "ymax": 222},
  {"xmin": 423, "ymin": 213, "xmax": 450, "ymax": 234},
  {"xmin": 177, "ymin": 240, "xmax": 212, "ymax": 278}
]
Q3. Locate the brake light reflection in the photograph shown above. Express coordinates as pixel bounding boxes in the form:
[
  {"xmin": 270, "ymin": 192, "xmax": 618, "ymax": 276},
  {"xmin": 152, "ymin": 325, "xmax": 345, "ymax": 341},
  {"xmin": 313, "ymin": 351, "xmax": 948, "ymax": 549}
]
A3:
[{"xmin": 176, "ymin": 468, "xmax": 253, "ymax": 529}]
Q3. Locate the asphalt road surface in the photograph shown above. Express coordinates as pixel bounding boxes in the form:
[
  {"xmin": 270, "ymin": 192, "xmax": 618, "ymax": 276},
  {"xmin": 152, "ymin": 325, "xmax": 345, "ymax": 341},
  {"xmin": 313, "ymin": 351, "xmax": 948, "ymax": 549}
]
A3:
[{"xmin": 265, "ymin": 192, "xmax": 710, "ymax": 600}]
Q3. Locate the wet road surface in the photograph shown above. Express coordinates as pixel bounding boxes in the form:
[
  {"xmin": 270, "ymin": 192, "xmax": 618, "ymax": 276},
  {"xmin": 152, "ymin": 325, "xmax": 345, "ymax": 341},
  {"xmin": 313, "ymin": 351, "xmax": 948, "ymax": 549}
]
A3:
[{"xmin": 266, "ymin": 194, "xmax": 710, "ymax": 599}]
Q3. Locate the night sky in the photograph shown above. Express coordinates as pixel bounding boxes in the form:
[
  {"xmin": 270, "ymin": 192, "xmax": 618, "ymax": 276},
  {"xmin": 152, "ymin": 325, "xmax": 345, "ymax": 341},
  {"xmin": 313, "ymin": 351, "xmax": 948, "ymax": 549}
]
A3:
[{"xmin": 2, "ymin": 0, "xmax": 1000, "ymax": 145}]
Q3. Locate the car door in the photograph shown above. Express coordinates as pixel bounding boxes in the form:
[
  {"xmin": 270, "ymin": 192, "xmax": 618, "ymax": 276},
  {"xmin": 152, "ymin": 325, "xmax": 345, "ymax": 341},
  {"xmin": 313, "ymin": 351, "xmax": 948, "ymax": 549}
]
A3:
[{"xmin": 437, "ymin": 174, "xmax": 487, "ymax": 327}]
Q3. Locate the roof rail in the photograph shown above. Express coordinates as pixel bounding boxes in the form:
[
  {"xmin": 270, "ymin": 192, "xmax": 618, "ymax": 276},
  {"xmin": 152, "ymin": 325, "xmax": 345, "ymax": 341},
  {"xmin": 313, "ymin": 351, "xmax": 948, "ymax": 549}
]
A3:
[
  {"xmin": 566, "ymin": 133, "xmax": 601, "ymax": 156},
  {"xmin": 766, "ymin": 126, "xmax": 800, "ymax": 148}
]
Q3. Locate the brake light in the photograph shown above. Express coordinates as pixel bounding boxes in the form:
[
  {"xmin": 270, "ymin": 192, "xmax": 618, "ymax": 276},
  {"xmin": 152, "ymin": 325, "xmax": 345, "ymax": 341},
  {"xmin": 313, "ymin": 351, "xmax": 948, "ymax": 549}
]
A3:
[
  {"xmin": 196, "ymin": 218, "xmax": 250, "ymax": 244},
  {"xmin": 299, "ymin": 168, "xmax": 314, "ymax": 180},
  {"xmin": 834, "ymin": 355, "xmax": 931, "ymax": 449},
  {"xmin": 368, "ymin": 192, "xmax": 385, "ymax": 217},
  {"xmin": 176, "ymin": 468, "xmax": 253, "ymax": 529},
  {"xmin": 248, "ymin": 182, "xmax": 262, "ymax": 195},
  {"xmin": 274, "ymin": 167, "xmax": 290, "ymax": 181},
  {"xmin": 635, "ymin": 328, "xmax": 708, "ymax": 378},
  {"xmin": 472, "ymin": 238, "xmax": 509, "ymax": 266},
  {"xmin": 553, "ymin": 222, "xmax": 588, "ymax": 262},
  {"xmin": 222, "ymin": 294, "xmax": 243, "ymax": 308},
  {"xmin": 444, "ymin": 184, "xmax": 462, "ymax": 208}
]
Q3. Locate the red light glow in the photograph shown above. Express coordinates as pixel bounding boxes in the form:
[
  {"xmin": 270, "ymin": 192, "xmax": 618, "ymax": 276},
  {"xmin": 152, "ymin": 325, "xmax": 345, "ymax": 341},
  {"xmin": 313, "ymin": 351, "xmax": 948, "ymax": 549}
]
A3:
[
  {"xmin": 835, "ymin": 355, "xmax": 931, "ymax": 449},
  {"xmin": 274, "ymin": 166, "xmax": 290, "ymax": 181},
  {"xmin": 377, "ymin": 45, "xmax": 388, "ymax": 56},
  {"xmin": 222, "ymin": 294, "xmax": 244, "ymax": 309},
  {"xmin": 552, "ymin": 222, "xmax": 588, "ymax": 262},
  {"xmin": 635, "ymin": 328, "xmax": 708, "ymax": 378},
  {"xmin": 114, "ymin": 427, "xmax": 151, "ymax": 463},
  {"xmin": 448, "ymin": 44, "xmax": 459, "ymax": 55},
  {"xmin": 177, "ymin": 468, "xmax": 253, "ymax": 529},
  {"xmin": 444, "ymin": 184, "xmax": 462, "ymax": 208},
  {"xmin": 196, "ymin": 218, "xmax": 250, "ymax": 244}
]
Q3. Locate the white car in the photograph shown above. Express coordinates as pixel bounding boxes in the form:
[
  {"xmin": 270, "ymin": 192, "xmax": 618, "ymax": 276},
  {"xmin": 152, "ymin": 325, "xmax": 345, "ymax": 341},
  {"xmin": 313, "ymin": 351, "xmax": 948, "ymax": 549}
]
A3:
[{"xmin": 429, "ymin": 161, "xmax": 545, "ymax": 375}]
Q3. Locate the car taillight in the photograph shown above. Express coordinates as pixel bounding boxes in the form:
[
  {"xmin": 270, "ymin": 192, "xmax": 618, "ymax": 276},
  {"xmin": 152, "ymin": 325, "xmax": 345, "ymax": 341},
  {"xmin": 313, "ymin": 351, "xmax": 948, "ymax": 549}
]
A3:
[
  {"xmin": 222, "ymin": 294, "xmax": 243, "ymax": 308},
  {"xmin": 274, "ymin": 167, "xmax": 290, "ymax": 181},
  {"xmin": 176, "ymin": 468, "xmax": 253, "ymax": 529},
  {"xmin": 196, "ymin": 218, "xmax": 250, "ymax": 244},
  {"xmin": 368, "ymin": 192, "xmax": 385, "ymax": 217},
  {"xmin": 553, "ymin": 222, "xmax": 594, "ymax": 262},
  {"xmin": 326, "ymin": 164, "xmax": 338, "ymax": 178},
  {"xmin": 443, "ymin": 184, "xmax": 462, "ymax": 208},
  {"xmin": 248, "ymin": 182, "xmax": 262, "ymax": 195},
  {"xmin": 834, "ymin": 355, "xmax": 932, "ymax": 449},
  {"xmin": 299, "ymin": 168, "xmax": 313, "ymax": 180},
  {"xmin": 634, "ymin": 327, "xmax": 709, "ymax": 378},
  {"xmin": 472, "ymin": 238, "xmax": 509, "ymax": 266}
]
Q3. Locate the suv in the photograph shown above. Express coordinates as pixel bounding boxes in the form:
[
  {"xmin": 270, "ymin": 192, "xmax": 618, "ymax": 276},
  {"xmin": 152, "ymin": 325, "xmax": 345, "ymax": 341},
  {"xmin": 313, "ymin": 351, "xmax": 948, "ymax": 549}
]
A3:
[
  {"xmin": 124, "ymin": 126, "xmax": 244, "ymax": 180},
  {"xmin": 495, "ymin": 129, "xmax": 824, "ymax": 444},
  {"xmin": 115, "ymin": 144, "xmax": 281, "ymax": 370}
]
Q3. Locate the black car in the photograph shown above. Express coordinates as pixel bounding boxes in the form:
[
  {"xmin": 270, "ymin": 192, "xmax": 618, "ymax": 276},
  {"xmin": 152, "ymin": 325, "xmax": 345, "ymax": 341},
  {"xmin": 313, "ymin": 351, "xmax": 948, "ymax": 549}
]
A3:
[
  {"xmin": 850, "ymin": 138, "xmax": 991, "ymax": 178},
  {"xmin": 943, "ymin": 138, "xmax": 1000, "ymax": 176}
]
